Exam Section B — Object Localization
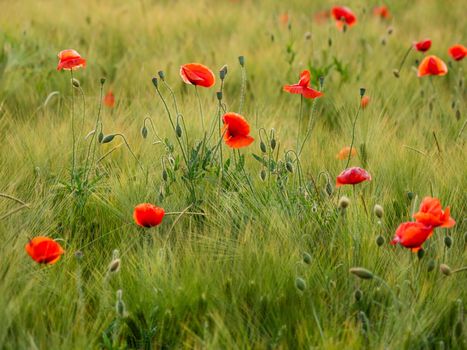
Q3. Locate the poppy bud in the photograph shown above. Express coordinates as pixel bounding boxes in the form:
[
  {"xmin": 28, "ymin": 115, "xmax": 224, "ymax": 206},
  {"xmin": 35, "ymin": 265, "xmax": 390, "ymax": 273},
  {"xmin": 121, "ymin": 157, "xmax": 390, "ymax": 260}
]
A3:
[
  {"xmin": 349, "ymin": 267, "xmax": 374, "ymax": 280},
  {"xmin": 108, "ymin": 258, "xmax": 121, "ymax": 273},
  {"xmin": 176, "ymin": 124, "xmax": 182, "ymax": 138},
  {"xmin": 270, "ymin": 138, "xmax": 276, "ymax": 150},
  {"xmin": 373, "ymin": 204, "xmax": 384, "ymax": 219},
  {"xmin": 459, "ymin": 78, "xmax": 464, "ymax": 88},
  {"xmin": 152, "ymin": 77, "xmax": 158, "ymax": 88},
  {"xmin": 158, "ymin": 71, "xmax": 165, "ymax": 81},
  {"xmin": 260, "ymin": 169, "xmax": 266, "ymax": 181},
  {"xmin": 115, "ymin": 289, "xmax": 126, "ymax": 317},
  {"xmin": 295, "ymin": 277, "xmax": 306, "ymax": 291},
  {"xmin": 338, "ymin": 196, "xmax": 350, "ymax": 209},
  {"xmin": 354, "ymin": 288, "xmax": 363, "ymax": 302},
  {"xmin": 141, "ymin": 126, "xmax": 148, "ymax": 139},
  {"xmin": 260, "ymin": 141, "xmax": 267, "ymax": 153},
  {"xmin": 286, "ymin": 162, "xmax": 294, "ymax": 173},
  {"xmin": 319, "ymin": 76, "xmax": 325, "ymax": 88},
  {"xmin": 387, "ymin": 27, "xmax": 393, "ymax": 35},
  {"xmin": 100, "ymin": 78, "xmax": 106, "ymax": 85},
  {"xmin": 216, "ymin": 91, "xmax": 223, "ymax": 101},
  {"xmin": 451, "ymin": 100, "xmax": 456, "ymax": 109},
  {"xmin": 376, "ymin": 235, "xmax": 385, "ymax": 246},
  {"xmin": 381, "ymin": 38, "xmax": 386, "ymax": 46},
  {"xmin": 98, "ymin": 131, "xmax": 104, "ymax": 143},
  {"xmin": 71, "ymin": 78, "xmax": 80, "ymax": 88},
  {"xmin": 75, "ymin": 250, "xmax": 84, "ymax": 261},
  {"xmin": 359, "ymin": 88, "xmax": 366, "ymax": 97},
  {"xmin": 219, "ymin": 65, "xmax": 228, "ymax": 80},
  {"xmin": 303, "ymin": 252, "xmax": 312, "ymax": 265},
  {"xmin": 444, "ymin": 236, "xmax": 452, "ymax": 248},
  {"xmin": 427, "ymin": 259, "xmax": 436, "ymax": 272},
  {"xmin": 305, "ymin": 32, "xmax": 312, "ymax": 40},
  {"xmin": 456, "ymin": 109, "xmax": 461, "ymax": 120},
  {"xmin": 417, "ymin": 248, "xmax": 425, "ymax": 260},
  {"xmin": 407, "ymin": 191, "xmax": 415, "ymax": 200},
  {"xmin": 359, "ymin": 311, "xmax": 370, "ymax": 333},
  {"xmin": 101, "ymin": 134, "xmax": 116, "ymax": 144},
  {"xmin": 162, "ymin": 169, "xmax": 168, "ymax": 181},
  {"xmin": 238, "ymin": 56, "xmax": 245, "ymax": 67},
  {"xmin": 392, "ymin": 69, "xmax": 400, "ymax": 78},
  {"xmin": 328, "ymin": 38, "xmax": 332, "ymax": 47},
  {"xmin": 440, "ymin": 264, "xmax": 452, "ymax": 276}
]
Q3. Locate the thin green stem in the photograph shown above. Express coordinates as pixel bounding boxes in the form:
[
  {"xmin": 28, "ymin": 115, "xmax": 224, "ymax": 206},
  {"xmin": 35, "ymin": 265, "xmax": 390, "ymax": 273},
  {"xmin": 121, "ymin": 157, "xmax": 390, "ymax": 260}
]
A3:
[
  {"xmin": 194, "ymin": 85, "xmax": 205, "ymax": 133},
  {"xmin": 296, "ymin": 95, "xmax": 303, "ymax": 154}
]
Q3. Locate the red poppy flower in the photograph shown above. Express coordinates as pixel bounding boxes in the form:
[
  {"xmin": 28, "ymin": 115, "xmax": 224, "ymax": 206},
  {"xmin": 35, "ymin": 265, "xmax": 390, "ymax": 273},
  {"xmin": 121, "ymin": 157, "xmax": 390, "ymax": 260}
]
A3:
[
  {"xmin": 283, "ymin": 70, "xmax": 323, "ymax": 99},
  {"xmin": 361, "ymin": 95, "xmax": 370, "ymax": 109},
  {"xmin": 180, "ymin": 63, "xmax": 215, "ymax": 88},
  {"xmin": 279, "ymin": 12, "xmax": 289, "ymax": 26},
  {"xmin": 417, "ymin": 55, "xmax": 448, "ymax": 77},
  {"xmin": 104, "ymin": 91, "xmax": 115, "ymax": 108},
  {"xmin": 391, "ymin": 222, "xmax": 434, "ymax": 252},
  {"xmin": 448, "ymin": 44, "xmax": 467, "ymax": 61},
  {"xmin": 25, "ymin": 237, "xmax": 64, "ymax": 264},
  {"xmin": 335, "ymin": 167, "xmax": 371, "ymax": 187},
  {"xmin": 336, "ymin": 146, "xmax": 357, "ymax": 160},
  {"xmin": 331, "ymin": 6, "xmax": 357, "ymax": 30},
  {"xmin": 373, "ymin": 5, "xmax": 390, "ymax": 19},
  {"xmin": 413, "ymin": 197, "xmax": 456, "ymax": 228},
  {"xmin": 133, "ymin": 203, "xmax": 165, "ymax": 228},
  {"xmin": 222, "ymin": 112, "xmax": 254, "ymax": 148},
  {"xmin": 57, "ymin": 49, "xmax": 86, "ymax": 71},
  {"xmin": 413, "ymin": 39, "xmax": 431, "ymax": 52}
]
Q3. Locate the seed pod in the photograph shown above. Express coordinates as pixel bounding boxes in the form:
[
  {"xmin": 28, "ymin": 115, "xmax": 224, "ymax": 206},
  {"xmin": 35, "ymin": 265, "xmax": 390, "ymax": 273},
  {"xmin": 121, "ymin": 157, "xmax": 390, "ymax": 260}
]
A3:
[
  {"xmin": 373, "ymin": 204, "xmax": 384, "ymax": 219},
  {"xmin": 295, "ymin": 277, "xmax": 306, "ymax": 291},
  {"xmin": 141, "ymin": 126, "xmax": 148, "ymax": 139},
  {"xmin": 152, "ymin": 77, "xmax": 158, "ymax": 88},
  {"xmin": 407, "ymin": 191, "xmax": 415, "ymax": 200},
  {"xmin": 260, "ymin": 141, "xmax": 267, "ymax": 153},
  {"xmin": 101, "ymin": 134, "xmax": 116, "ymax": 144},
  {"xmin": 302, "ymin": 252, "xmax": 312, "ymax": 265},
  {"xmin": 338, "ymin": 196, "xmax": 350, "ymax": 209},
  {"xmin": 455, "ymin": 109, "xmax": 461, "ymax": 120},
  {"xmin": 158, "ymin": 70, "xmax": 165, "ymax": 80},
  {"xmin": 376, "ymin": 235, "xmax": 385, "ymax": 246},
  {"xmin": 354, "ymin": 288, "xmax": 363, "ymax": 302},
  {"xmin": 349, "ymin": 267, "xmax": 374, "ymax": 280},
  {"xmin": 440, "ymin": 264, "xmax": 452, "ymax": 276},
  {"xmin": 444, "ymin": 236, "xmax": 452, "ymax": 248},
  {"xmin": 286, "ymin": 161, "xmax": 294, "ymax": 173}
]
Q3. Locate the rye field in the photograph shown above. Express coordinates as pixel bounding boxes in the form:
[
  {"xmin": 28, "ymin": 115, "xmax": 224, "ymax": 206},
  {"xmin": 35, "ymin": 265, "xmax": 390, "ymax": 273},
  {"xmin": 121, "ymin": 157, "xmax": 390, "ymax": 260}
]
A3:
[{"xmin": 0, "ymin": 0, "xmax": 466, "ymax": 349}]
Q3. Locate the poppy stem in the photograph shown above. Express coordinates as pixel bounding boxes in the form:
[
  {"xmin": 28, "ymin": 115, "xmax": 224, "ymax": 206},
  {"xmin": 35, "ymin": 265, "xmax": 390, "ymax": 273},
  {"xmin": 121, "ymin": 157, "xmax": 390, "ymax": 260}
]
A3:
[
  {"xmin": 70, "ymin": 70, "xmax": 76, "ymax": 185},
  {"xmin": 396, "ymin": 44, "xmax": 413, "ymax": 75},
  {"xmin": 0, "ymin": 193, "xmax": 28, "ymax": 206},
  {"xmin": 344, "ymin": 103, "xmax": 362, "ymax": 170},
  {"xmin": 239, "ymin": 63, "xmax": 246, "ymax": 114},
  {"xmin": 114, "ymin": 134, "xmax": 145, "ymax": 173},
  {"xmin": 296, "ymin": 95, "xmax": 303, "ymax": 154}
]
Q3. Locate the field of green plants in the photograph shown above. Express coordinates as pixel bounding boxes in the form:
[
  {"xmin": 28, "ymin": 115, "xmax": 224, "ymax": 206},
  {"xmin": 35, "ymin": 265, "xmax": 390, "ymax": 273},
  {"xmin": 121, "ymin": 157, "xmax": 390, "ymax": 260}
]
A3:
[{"xmin": 0, "ymin": 0, "xmax": 466, "ymax": 348}]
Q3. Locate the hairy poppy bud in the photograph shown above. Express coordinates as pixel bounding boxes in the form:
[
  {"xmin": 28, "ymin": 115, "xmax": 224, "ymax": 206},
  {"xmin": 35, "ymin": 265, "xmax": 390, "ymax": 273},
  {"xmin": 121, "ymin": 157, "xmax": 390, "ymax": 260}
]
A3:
[
  {"xmin": 115, "ymin": 289, "xmax": 126, "ymax": 317},
  {"xmin": 260, "ymin": 141, "xmax": 267, "ymax": 153},
  {"xmin": 407, "ymin": 191, "xmax": 415, "ymax": 200},
  {"xmin": 349, "ymin": 267, "xmax": 374, "ymax": 280},
  {"xmin": 260, "ymin": 169, "xmax": 266, "ymax": 181},
  {"xmin": 108, "ymin": 258, "xmax": 121, "ymax": 273},
  {"xmin": 71, "ymin": 78, "xmax": 80, "ymax": 88},
  {"xmin": 427, "ymin": 259, "xmax": 436, "ymax": 272},
  {"xmin": 303, "ymin": 252, "xmax": 312, "ymax": 265},
  {"xmin": 176, "ymin": 124, "xmax": 182, "ymax": 138},
  {"xmin": 270, "ymin": 138, "xmax": 276, "ymax": 150},
  {"xmin": 216, "ymin": 91, "xmax": 223, "ymax": 101},
  {"xmin": 158, "ymin": 70, "xmax": 165, "ymax": 81},
  {"xmin": 328, "ymin": 38, "xmax": 332, "ymax": 47},
  {"xmin": 354, "ymin": 288, "xmax": 363, "ymax": 302},
  {"xmin": 75, "ymin": 250, "xmax": 84, "ymax": 261},
  {"xmin": 376, "ymin": 235, "xmax": 385, "ymax": 246},
  {"xmin": 219, "ymin": 65, "xmax": 228, "ymax": 80},
  {"xmin": 417, "ymin": 248, "xmax": 425, "ymax": 260},
  {"xmin": 98, "ymin": 131, "xmax": 104, "ymax": 143},
  {"xmin": 101, "ymin": 134, "xmax": 116, "ymax": 144},
  {"xmin": 338, "ymin": 196, "xmax": 350, "ymax": 209},
  {"xmin": 360, "ymin": 88, "xmax": 366, "ymax": 97},
  {"xmin": 141, "ymin": 126, "xmax": 148, "ymax": 139},
  {"xmin": 373, "ymin": 204, "xmax": 383, "ymax": 219},
  {"xmin": 325, "ymin": 182, "xmax": 333, "ymax": 196},
  {"xmin": 305, "ymin": 32, "xmax": 312, "ymax": 40},
  {"xmin": 392, "ymin": 69, "xmax": 400, "ymax": 78},
  {"xmin": 286, "ymin": 162, "xmax": 294, "ymax": 173},
  {"xmin": 100, "ymin": 78, "xmax": 106, "ymax": 85},
  {"xmin": 238, "ymin": 56, "xmax": 245, "ymax": 67},
  {"xmin": 152, "ymin": 77, "xmax": 158, "ymax": 88},
  {"xmin": 295, "ymin": 277, "xmax": 306, "ymax": 291},
  {"xmin": 162, "ymin": 169, "xmax": 168, "ymax": 182},
  {"xmin": 440, "ymin": 264, "xmax": 452, "ymax": 276},
  {"xmin": 444, "ymin": 236, "xmax": 452, "ymax": 248}
]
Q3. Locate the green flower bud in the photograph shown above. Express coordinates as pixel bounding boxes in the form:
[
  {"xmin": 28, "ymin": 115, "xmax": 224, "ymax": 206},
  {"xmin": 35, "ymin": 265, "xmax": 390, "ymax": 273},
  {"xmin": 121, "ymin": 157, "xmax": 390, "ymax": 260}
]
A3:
[
  {"xmin": 349, "ymin": 267, "xmax": 374, "ymax": 280},
  {"xmin": 295, "ymin": 277, "xmax": 306, "ymax": 291}
]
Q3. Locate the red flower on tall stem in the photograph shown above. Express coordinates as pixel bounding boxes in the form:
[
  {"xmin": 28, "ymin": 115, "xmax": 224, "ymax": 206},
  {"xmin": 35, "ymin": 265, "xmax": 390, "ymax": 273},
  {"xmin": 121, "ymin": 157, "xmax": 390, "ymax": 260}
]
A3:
[
  {"xmin": 335, "ymin": 167, "xmax": 371, "ymax": 187},
  {"xmin": 180, "ymin": 63, "xmax": 215, "ymax": 88},
  {"xmin": 413, "ymin": 197, "xmax": 456, "ymax": 228},
  {"xmin": 391, "ymin": 222, "xmax": 433, "ymax": 252},
  {"xmin": 57, "ymin": 49, "xmax": 86, "ymax": 71},
  {"xmin": 413, "ymin": 39, "xmax": 431, "ymax": 52},
  {"xmin": 448, "ymin": 44, "xmax": 467, "ymax": 61},
  {"xmin": 25, "ymin": 237, "xmax": 64, "ymax": 264},
  {"xmin": 133, "ymin": 203, "xmax": 165, "ymax": 228},
  {"xmin": 331, "ymin": 6, "xmax": 357, "ymax": 30},
  {"xmin": 417, "ymin": 55, "xmax": 448, "ymax": 77},
  {"xmin": 222, "ymin": 112, "xmax": 254, "ymax": 148},
  {"xmin": 283, "ymin": 70, "xmax": 323, "ymax": 99}
]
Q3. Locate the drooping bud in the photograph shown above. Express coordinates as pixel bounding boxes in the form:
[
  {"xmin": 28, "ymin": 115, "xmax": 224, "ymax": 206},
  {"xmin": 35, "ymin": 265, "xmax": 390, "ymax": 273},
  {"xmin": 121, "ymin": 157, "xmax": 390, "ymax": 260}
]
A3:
[
  {"xmin": 71, "ymin": 78, "xmax": 80, "ymax": 88},
  {"xmin": 101, "ymin": 134, "xmax": 116, "ymax": 144},
  {"xmin": 219, "ymin": 65, "xmax": 228, "ymax": 80},
  {"xmin": 349, "ymin": 267, "xmax": 374, "ymax": 280},
  {"xmin": 407, "ymin": 191, "xmax": 415, "ymax": 200},
  {"xmin": 354, "ymin": 288, "xmax": 363, "ymax": 302},
  {"xmin": 359, "ymin": 88, "xmax": 366, "ymax": 97},
  {"xmin": 216, "ymin": 91, "xmax": 223, "ymax": 101},
  {"xmin": 387, "ymin": 27, "xmax": 393, "ymax": 35},
  {"xmin": 286, "ymin": 161, "xmax": 294, "ymax": 173},
  {"xmin": 238, "ymin": 56, "xmax": 245, "ymax": 67},
  {"xmin": 108, "ymin": 258, "xmax": 121, "ymax": 273},
  {"xmin": 158, "ymin": 71, "xmax": 165, "ymax": 81},
  {"xmin": 427, "ymin": 259, "xmax": 436, "ymax": 272},
  {"xmin": 260, "ymin": 169, "xmax": 266, "ymax": 181},
  {"xmin": 417, "ymin": 248, "xmax": 425, "ymax": 260},
  {"xmin": 162, "ymin": 169, "xmax": 168, "ymax": 182},
  {"xmin": 152, "ymin": 77, "xmax": 158, "ymax": 88},
  {"xmin": 98, "ymin": 131, "xmax": 104, "ymax": 143},
  {"xmin": 100, "ymin": 77, "xmax": 106, "ymax": 85},
  {"xmin": 392, "ymin": 69, "xmax": 400, "ymax": 78},
  {"xmin": 440, "ymin": 264, "xmax": 452, "ymax": 276},
  {"xmin": 325, "ymin": 182, "xmax": 333, "ymax": 196},
  {"xmin": 328, "ymin": 37, "xmax": 332, "ymax": 47},
  {"xmin": 376, "ymin": 235, "xmax": 385, "ymax": 246},
  {"xmin": 176, "ymin": 123, "xmax": 182, "ymax": 138},
  {"xmin": 373, "ymin": 204, "xmax": 383, "ymax": 219},
  {"xmin": 141, "ymin": 125, "xmax": 148, "ymax": 139},
  {"xmin": 260, "ymin": 141, "xmax": 267, "ymax": 153},
  {"xmin": 302, "ymin": 252, "xmax": 312, "ymax": 265},
  {"xmin": 444, "ymin": 236, "xmax": 452, "ymax": 248},
  {"xmin": 295, "ymin": 277, "xmax": 306, "ymax": 291}
]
